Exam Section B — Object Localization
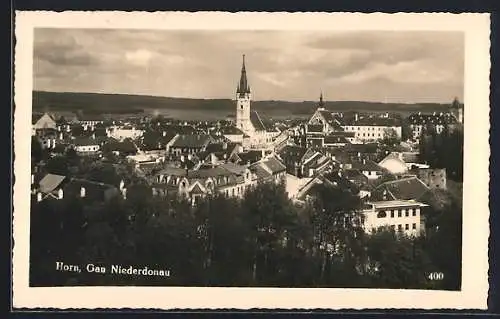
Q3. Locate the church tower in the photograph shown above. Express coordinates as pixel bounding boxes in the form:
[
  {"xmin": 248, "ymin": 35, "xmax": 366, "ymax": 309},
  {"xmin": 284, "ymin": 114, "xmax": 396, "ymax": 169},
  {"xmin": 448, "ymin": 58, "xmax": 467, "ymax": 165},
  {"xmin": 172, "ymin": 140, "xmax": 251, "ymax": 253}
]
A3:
[{"xmin": 236, "ymin": 54, "xmax": 252, "ymax": 132}]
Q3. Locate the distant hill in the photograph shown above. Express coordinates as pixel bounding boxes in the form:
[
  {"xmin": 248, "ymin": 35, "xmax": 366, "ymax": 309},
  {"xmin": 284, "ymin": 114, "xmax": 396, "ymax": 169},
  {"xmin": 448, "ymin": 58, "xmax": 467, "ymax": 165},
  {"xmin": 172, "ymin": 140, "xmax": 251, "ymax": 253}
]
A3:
[{"xmin": 32, "ymin": 91, "xmax": 453, "ymax": 119}]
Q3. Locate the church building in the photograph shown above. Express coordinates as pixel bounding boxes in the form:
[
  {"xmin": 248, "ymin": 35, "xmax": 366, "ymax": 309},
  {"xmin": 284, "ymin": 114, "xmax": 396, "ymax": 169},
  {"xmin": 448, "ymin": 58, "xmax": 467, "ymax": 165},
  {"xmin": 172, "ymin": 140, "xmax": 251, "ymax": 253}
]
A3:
[{"xmin": 234, "ymin": 55, "xmax": 279, "ymax": 150}]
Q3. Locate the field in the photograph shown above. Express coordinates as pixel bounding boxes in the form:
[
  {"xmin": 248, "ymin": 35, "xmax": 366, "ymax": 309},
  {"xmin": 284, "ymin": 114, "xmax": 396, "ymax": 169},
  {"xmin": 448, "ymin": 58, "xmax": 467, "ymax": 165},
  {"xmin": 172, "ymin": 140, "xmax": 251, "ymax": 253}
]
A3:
[{"xmin": 33, "ymin": 91, "xmax": 453, "ymax": 121}]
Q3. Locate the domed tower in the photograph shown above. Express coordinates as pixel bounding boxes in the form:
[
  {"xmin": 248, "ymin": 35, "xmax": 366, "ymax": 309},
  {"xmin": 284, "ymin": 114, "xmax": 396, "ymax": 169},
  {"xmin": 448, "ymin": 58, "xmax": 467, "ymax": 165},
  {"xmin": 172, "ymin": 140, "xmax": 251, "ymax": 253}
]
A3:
[{"xmin": 236, "ymin": 54, "xmax": 252, "ymax": 132}]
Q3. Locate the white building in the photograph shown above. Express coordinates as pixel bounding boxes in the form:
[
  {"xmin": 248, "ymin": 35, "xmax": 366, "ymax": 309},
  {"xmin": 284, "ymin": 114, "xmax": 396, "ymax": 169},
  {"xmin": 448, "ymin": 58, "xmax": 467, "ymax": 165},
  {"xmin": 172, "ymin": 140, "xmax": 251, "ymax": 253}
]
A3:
[
  {"xmin": 342, "ymin": 115, "xmax": 402, "ymax": 142},
  {"xmin": 107, "ymin": 126, "xmax": 144, "ymax": 141},
  {"xmin": 362, "ymin": 200, "xmax": 428, "ymax": 237}
]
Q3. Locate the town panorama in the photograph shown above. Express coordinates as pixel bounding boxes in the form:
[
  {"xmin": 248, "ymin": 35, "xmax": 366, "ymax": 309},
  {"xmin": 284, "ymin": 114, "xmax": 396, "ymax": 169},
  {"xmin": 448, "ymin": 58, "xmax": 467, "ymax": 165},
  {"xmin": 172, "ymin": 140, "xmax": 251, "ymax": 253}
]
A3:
[{"xmin": 30, "ymin": 54, "xmax": 464, "ymax": 289}]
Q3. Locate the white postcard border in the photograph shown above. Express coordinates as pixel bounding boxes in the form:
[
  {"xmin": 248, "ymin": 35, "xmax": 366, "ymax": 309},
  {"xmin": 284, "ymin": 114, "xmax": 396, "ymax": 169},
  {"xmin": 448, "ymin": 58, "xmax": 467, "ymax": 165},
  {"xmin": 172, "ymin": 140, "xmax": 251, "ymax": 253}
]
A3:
[{"xmin": 13, "ymin": 11, "xmax": 491, "ymax": 310}]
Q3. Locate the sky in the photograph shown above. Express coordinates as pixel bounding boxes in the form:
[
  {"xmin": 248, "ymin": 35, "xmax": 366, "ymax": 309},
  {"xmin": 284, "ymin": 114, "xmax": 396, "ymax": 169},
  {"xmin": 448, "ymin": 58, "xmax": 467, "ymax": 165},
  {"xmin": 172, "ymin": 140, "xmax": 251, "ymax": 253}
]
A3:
[{"xmin": 33, "ymin": 29, "xmax": 464, "ymax": 103}]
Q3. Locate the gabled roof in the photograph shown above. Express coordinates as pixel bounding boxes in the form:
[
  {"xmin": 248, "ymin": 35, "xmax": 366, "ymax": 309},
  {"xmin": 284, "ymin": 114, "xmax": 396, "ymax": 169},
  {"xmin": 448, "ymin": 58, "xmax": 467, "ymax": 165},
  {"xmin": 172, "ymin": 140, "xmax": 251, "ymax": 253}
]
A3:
[
  {"xmin": 249, "ymin": 164, "xmax": 272, "ymax": 180},
  {"xmin": 307, "ymin": 124, "xmax": 323, "ymax": 133},
  {"xmin": 220, "ymin": 162, "xmax": 248, "ymax": 175},
  {"xmin": 39, "ymin": 174, "xmax": 66, "ymax": 193},
  {"xmin": 379, "ymin": 152, "xmax": 407, "ymax": 166},
  {"xmin": 250, "ymin": 111, "xmax": 266, "ymax": 131},
  {"xmin": 316, "ymin": 110, "xmax": 344, "ymax": 131},
  {"xmin": 220, "ymin": 126, "xmax": 245, "ymax": 135},
  {"xmin": 351, "ymin": 159, "xmax": 382, "ymax": 172},
  {"xmin": 190, "ymin": 183, "xmax": 205, "ymax": 195},
  {"xmin": 261, "ymin": 157, "xmax": 286, "ymax": 174},
  {"xmin": 236, "ymin": 150, "xmax": 263, "ymax": 165},
  {"xmin": 157, "ymin": 166, "xmax": 188, "ymax": 177},
  {"xmin": 278, "ymin": 145, "xmax": 308, "ymax": 164},
  {"xmin": 324, "ymin": 135, "xmax": 350, "ymax": 145},
  {"xmin": 171, "ymin": 134, "xmax": 213, "ymax": 149},
  {"xmin": 374, "ymin": 176, "xmax": 430, "ymax": 201}
]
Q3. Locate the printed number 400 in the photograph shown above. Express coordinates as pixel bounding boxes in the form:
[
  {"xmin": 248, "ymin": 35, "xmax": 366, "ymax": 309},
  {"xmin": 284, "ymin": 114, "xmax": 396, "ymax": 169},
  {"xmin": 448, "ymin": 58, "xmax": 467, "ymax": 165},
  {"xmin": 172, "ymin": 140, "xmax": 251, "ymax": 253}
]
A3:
[{"xmin": 428, "ymin": 272, "xmax": 444, "ymax": 280}]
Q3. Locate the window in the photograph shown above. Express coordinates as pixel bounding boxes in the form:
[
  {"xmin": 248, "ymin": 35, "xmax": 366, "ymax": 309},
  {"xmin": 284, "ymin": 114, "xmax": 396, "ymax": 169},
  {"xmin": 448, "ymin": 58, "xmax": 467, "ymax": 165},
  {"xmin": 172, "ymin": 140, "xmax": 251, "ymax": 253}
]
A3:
[
  {"xmin": 241, "ymin": 105, "xmax": 244, "ymax": 109},
  {"xmin": 377, "ymin": 211, "xmax": 387, "ymax": 218},
  {"xmin": 390, "ymin": 211, "xmax": 394, "ymax": 218},
  {"xmin": 398, "ymin": 224, "xmax": 402, "ymax": 231},
  {"xmin": 412, "ymin": 223, "xmax": 417, "ymax": 230},
  {"xmin": 412, "ymin": 210, "xmax": 417, "ymax": 217},
  {"xmin": 397, "ymin": 210, "xmax": 402, "ymax": 217},
  {"xmin": 405, "ymin": 210, "xmax": 409, "ymax": 217}
]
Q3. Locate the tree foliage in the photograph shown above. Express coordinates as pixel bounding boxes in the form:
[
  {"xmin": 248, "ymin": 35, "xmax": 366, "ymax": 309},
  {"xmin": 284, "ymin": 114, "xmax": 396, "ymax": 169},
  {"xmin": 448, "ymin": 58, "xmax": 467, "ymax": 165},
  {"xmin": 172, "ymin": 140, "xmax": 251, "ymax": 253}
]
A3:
[{"xmin": 30, "ymin": 180, "xmax": 462, "ymax": 289}]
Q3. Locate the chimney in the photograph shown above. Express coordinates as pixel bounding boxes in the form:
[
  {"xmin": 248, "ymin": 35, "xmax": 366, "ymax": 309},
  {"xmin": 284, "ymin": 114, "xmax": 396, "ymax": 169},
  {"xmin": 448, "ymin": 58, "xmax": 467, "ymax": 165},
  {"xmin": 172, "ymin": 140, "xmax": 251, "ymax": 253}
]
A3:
[
  {"xmin": 163, "ymin": 131, "xmax": 166, "ymax": 137},
  {"xmin": 119, "ymin": 180, "xmax": 125, "ymax": 191},
  {"xmin": 122, "ymin": 188, "xmax": 127, "ymax": 200},
  {"xmin": 58, "ymin": 188, "xmax": 64, "ymax": 200},
  {"xmin": 357, "ymin": 152, "xmax": 361, "ymax": 158},
  {"xmin": 355, "ymin": 113, "xmax": 359, "ymax": 122},
  {"xmin": 37, "ymin": 192, "xmax": 42, "ymax": 202},
  {"xmin": 80, "ymin": 186, "xmax": 86, "ymax": 198},
  {"xmin": 92, "ymin": 133, "xmax": 96, "ymax": 139},
  {"xmin": 363, "ymin": 159, "xmax": 366, "ymax": 165}
]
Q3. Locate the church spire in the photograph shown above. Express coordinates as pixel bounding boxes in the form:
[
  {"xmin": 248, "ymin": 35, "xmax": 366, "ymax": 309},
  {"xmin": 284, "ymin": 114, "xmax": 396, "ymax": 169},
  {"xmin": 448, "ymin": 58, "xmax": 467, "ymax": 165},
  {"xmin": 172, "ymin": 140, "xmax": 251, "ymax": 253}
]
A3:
[
  {"xmin": 237, "ymin": 54, "xmax": 250, "ymax": 94},
  {"xmin": 319, "ymin": 91, "xmax": 325, "ymax": 107}
]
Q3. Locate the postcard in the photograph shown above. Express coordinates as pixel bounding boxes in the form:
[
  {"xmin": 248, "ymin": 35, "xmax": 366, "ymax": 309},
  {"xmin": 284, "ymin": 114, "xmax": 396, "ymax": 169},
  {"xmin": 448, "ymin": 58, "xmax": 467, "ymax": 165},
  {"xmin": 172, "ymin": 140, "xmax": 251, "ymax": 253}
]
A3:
[{"xmin": 13, "ymin": 11, "xmax": 490, "ymax": 310}]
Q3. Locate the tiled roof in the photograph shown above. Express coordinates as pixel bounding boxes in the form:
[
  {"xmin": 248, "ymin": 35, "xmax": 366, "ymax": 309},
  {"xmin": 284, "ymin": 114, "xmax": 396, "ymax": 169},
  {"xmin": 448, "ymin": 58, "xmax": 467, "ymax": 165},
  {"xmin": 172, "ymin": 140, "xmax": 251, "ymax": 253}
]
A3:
[
  {"xmin": 374, "ymin": 176, "xmax": 430, "ymax": 201},
  {"xmin": 262, "ymin": 157, "xmax": 286, "ymax": 174},
  {"xmin": 157, "ymin": 167, "xmax": 188, "ymax": 176},
  {"xmin": 343, "ymin": 169, "xmax": 369, "ymax": 183},
  {"xmin": 351, "ymin": 159, "xmax": 382, "ymax": 172},
  {"xmin": 279, "ymin": 145, "xmax": 308, "ymax": 164},
  {"xmin": 250, "ymin": 111, "xmax": 266, "ymax": 131},
  {"xmin": 171, "ymin": 134, "xmax": 213, "ymax": 148},
  {"xmin": 237, "ymin": 150, "xmax": 263, "ymax": 165},
  {"xmin": 346, "ymin": 143, "xmax": 378, "ymax": 154},
  {"xmin": 307, "ymin": 124, "xmax": 323, "ymax": 133},
  {"xmin": 318, "ymin": 110, "xmax": 344, "ymax": 131},
  {"xmin": 220, "ymin": 162, "xmax": 248, "ymax": 175},
  {"xmin": 39, "ymin": 174, "xmax": 66, "ymax": 193},
  {"xmin": 188, "ymin": 167, "xmax": 233, "ymax": 179},
  {"xmin": 324, "ymin": 135, "xmax": 350, "ymax": 145},
  {"xmin": 220, "ymin": 126, "xmax": 245, "ymax": 135},
  {"xmin": 250, "ymin": 164, "xmax": 272, "ymax": 180}
]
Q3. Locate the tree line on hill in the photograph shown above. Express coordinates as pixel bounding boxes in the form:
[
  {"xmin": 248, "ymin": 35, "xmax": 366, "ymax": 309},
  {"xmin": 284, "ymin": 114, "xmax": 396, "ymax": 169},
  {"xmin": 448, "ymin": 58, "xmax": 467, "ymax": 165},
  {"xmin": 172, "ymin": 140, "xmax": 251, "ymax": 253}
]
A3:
[{"xmin": 30, "ymin": 178, "xmax": 462, "ymax": 290}]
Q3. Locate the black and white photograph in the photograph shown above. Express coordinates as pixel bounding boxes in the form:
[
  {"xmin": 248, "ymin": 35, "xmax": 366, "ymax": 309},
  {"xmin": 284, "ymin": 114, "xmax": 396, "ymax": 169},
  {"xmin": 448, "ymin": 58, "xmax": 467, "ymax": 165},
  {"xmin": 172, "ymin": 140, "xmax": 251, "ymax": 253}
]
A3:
[{"xmin": 13, "ymin": 12, "xmax": 490, "ymax": 310}]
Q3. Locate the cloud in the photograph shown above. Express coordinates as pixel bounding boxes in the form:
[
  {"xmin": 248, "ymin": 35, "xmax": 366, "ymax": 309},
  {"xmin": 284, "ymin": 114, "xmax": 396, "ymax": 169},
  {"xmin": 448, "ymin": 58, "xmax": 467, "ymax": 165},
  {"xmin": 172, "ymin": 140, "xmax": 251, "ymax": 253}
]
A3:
[
  {"xmin": 32, "ymin": 29, "xmax": 464, "ymax": 103},
  {"xmin": 125, "ymin": 49, "xmax": 155, "ymax": 66}
]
